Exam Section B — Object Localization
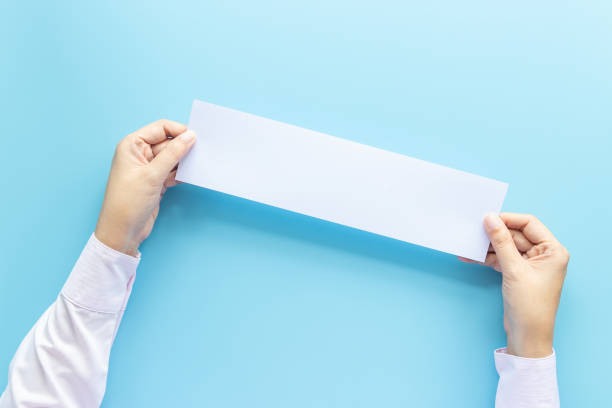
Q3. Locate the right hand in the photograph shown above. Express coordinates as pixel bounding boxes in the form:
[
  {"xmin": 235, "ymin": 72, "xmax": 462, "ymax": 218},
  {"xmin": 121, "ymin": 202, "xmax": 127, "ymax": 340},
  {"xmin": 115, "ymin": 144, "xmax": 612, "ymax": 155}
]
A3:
[
  {"xmin": 460, "ymin": 213, "xmax": 570, "ymax": 358},
  {"xmin": 95, "ymin": 120, "xmax": 196, "ymax": 257}
]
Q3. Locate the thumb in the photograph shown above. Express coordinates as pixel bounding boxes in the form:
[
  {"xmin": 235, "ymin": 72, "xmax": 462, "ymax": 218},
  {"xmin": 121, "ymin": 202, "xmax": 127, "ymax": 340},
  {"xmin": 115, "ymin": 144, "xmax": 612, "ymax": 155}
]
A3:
[
  {"xmin": 150, "ymin": 130, "xmax": 196, "ymax": 178},
  {"xmin": 484, "ymin": 214, "xmax": 522, "ymax": 272}
]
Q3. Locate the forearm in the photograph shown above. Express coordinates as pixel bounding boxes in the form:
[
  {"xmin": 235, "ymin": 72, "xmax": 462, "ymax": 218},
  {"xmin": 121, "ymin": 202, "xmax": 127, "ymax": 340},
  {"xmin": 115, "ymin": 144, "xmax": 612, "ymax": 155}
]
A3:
[{"xmin": 0, "ymin": 234, "xmax": 138, "ymax": 408}]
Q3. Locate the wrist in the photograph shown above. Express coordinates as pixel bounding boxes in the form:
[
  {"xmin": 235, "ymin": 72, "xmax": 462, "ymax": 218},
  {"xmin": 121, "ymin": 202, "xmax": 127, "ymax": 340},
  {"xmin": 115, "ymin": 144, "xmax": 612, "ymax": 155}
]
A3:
[
  {"xmin": 506, "ymin": 331, "xmax": 553, "ymax": 358},
  {"xmin": 94, "ymin": 223, "xmax": 140, "ymax": 258}
]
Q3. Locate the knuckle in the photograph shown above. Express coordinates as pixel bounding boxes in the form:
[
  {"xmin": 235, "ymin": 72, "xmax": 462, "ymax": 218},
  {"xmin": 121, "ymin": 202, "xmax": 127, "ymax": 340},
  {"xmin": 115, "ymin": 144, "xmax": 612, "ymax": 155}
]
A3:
[
  {"xmin": 133, "ymin": 135, "xmax": 147, "ymax": 148},
  {"xmin": 155, "ymin": 118, "xmax": 169, "ymax": 127},
  {"xmin": 491, "ymin": 230, "xmax": 511, "ymax": 247},
  {"xmin": 559, "ymin": 246, "xmax": 570, "ymax": 264},
  {"xmin": 150, "ymin": 124, "xmax": 163, "ymax": 136},
  {"xmin": 115, "ymin": 136, "xmax": 130, "ymax": 152}
]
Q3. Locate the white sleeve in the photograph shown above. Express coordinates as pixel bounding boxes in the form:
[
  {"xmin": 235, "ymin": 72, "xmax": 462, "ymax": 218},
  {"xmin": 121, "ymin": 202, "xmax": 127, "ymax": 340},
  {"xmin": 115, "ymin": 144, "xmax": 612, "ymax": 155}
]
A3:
[
  {"xmin": 0, "ymin": 234, "xmax": 139, "ymax": 408},
  {"xmin": 494, "ymin": 347, "xmax": 560, "ymax": 408}
]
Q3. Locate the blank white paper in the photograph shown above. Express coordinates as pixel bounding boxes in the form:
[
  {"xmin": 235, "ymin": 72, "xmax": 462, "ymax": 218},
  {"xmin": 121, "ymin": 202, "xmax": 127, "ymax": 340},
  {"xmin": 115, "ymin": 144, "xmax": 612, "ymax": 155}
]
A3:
[{"xmin": 176, "ymin": 100, "xmax": 508, "ymax": 261}]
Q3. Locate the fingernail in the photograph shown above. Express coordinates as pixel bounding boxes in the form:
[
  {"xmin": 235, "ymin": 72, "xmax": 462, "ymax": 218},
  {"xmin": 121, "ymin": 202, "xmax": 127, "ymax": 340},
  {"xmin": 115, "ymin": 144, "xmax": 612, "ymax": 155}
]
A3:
[
  {"xmin": 484, "ymin": 214, "xmax": 503, "ymax": 231},
  {"xmin": 177, "ymin": 130, "xmax": 196, "ymax": 143}
]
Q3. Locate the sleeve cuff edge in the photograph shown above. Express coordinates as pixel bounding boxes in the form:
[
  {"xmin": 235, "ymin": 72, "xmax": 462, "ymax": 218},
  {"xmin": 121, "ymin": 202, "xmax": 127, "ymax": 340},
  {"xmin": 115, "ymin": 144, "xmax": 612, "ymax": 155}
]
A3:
[
  {"xmin": 494, "ymin": 347, "xmax": 556, "ymax": 361},
  {"xmin": 91, "ymin": 233, "xmax": 141, "ymax": 264}
]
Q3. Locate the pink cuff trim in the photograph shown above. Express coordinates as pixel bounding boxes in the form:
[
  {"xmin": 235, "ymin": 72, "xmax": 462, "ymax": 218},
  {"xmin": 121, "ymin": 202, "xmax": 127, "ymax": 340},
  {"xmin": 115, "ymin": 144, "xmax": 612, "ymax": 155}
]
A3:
[{"xmin": 61, "ymin": 233, "xmax": 139, "ymax": 313}]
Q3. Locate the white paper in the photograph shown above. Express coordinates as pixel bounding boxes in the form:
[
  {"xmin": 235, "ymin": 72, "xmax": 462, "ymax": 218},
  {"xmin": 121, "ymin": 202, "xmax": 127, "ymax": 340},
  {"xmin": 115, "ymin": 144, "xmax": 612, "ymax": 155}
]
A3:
[{"xmin": 177, "ymin": 100, "xmax": 508, "ymax": 261}]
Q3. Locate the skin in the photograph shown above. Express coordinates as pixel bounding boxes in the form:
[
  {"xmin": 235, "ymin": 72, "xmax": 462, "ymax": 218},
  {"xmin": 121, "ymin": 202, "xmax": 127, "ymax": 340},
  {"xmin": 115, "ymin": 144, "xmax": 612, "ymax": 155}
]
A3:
[
  {"xmin": 95, "ymin": 120, "xmax": 569, "ymax": 359},
  {"xmin": 459, "ymin": 213, "xmax": 570, "ymax": 358},
  {"xmin": 95, "ymin": 119, "xmax": 196, "ymax": 257}
]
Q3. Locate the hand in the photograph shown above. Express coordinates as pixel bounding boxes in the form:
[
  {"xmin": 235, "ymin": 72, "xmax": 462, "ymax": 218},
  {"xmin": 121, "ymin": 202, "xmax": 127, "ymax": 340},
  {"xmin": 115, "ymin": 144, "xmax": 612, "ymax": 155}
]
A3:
[
  {"xmin": 95, "ymin": 119, "xmax": 196, "ymax": 257},
  {"xmin": 459, "ymin": 213, "xmax": 570, "ymax": 358}
]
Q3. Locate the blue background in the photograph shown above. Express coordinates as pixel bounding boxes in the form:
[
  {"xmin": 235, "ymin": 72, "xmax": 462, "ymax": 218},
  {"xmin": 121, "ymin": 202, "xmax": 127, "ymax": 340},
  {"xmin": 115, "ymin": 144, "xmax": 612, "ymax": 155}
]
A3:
[{"xmin": 1, "ymin": 1, "xmax": 610, "ymax": 406}]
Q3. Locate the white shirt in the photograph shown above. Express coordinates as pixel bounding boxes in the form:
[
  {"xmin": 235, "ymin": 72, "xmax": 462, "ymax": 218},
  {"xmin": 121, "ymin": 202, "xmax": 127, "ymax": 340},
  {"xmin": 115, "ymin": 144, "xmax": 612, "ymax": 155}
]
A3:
[{"xmin": 0, "ymin": 234, "xmax": 560, "ymax": 407}]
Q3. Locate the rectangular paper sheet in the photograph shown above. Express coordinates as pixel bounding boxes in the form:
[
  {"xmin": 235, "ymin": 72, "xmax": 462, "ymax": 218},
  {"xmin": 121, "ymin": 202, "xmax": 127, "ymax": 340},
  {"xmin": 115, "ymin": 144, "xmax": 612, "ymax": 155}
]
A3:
[{"xmin": 177, "ymin": 100, "xmax": 508, "ymax": 261}]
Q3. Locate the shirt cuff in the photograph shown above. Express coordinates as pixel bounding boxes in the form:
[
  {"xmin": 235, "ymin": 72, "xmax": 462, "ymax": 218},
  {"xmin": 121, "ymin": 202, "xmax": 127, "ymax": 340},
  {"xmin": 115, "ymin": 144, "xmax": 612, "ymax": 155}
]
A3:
[
  {"xmin": 61, "ymin": 233, "xmax": 140, "ymax": 313},
  {"xmin": 494, "ymin": 347, "xmax": 559, "ymax": 408}
]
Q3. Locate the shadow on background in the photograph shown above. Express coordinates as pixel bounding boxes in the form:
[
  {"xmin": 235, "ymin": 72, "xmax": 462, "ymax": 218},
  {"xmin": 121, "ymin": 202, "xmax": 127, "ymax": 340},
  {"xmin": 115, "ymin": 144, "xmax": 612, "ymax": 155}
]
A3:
[{"xmin": 159, "ymin": 184, "xmax": 500, "ymax": 288}]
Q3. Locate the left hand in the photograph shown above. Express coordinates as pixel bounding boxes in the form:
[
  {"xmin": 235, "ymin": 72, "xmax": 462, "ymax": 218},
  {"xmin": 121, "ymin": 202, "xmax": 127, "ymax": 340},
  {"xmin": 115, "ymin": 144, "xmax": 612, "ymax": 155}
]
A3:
[{"xmin": 95, "ymin": 119, "xmax": 196, "ymax": 256}]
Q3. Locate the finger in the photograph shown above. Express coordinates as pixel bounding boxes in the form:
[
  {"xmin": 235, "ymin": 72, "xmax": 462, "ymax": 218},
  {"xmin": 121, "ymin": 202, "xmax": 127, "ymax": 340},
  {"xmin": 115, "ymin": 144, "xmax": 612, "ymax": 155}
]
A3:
[
  {"xmin": 135, "ymin": 119, "xmax": 187, "ymax": 145},
  {"xmin": 143, "ymin": 144, "xmax": 155, "ymax": 162},
  {"xmin": 509, "ymin": 229, "xmax": 534, "ymax": 253},
  {"xmin": 499, "ymin": 213, "xmax": 556, "ymax": 245},
  {"xmin": 483, "ymin": 253, "xmax": 502, "ymax": 272},
  {"xmin": 458, "ymin": 254, "xmax": 501, "ymax": 272},
  {"xmin": 152, "ymin": 139, "xmax": 171, "ymax": 156},
  {"xmin": 151, "ymin": 140, "xmax": 180, "ymax": 173},
  {"xmin": 484, "ymin": 214, "xmax": 523, "ymax": 272},
  {"xmin": 164, "ymin": 170, "xmax": 179, "ymax": 188},
  {"xmin": 149, "ymin": 130, "xmax": 196, "ymax": 178},
  {"xmin": 488, "ymin": 230, "xmax": 533, "ymax": 253},
  {"xmin": 525, "ymin": 243, "xmax": 558, "ymax": 259}
]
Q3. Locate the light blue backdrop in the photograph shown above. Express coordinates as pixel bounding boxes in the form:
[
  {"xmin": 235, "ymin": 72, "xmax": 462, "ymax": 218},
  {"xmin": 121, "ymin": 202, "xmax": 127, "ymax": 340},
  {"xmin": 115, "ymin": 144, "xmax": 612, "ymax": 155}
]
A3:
[{"xmin": 1, "ymin": 1, "xmax": 610, "ymax": 406}]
